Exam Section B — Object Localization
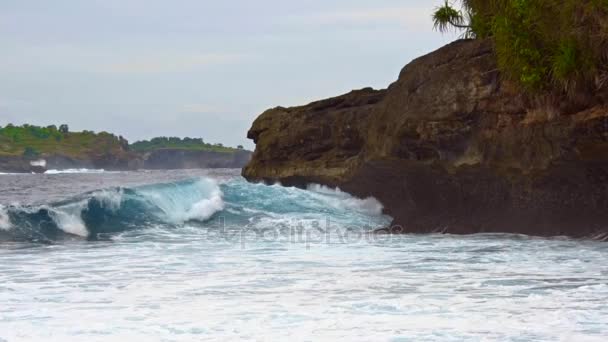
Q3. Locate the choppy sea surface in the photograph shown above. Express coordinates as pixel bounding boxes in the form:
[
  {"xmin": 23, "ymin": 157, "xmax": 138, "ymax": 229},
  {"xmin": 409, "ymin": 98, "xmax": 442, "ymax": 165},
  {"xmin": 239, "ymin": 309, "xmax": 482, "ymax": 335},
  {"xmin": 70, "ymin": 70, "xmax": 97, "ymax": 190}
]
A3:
[{"xmin": 0, "ymin": 169, "xmax": 607, "ymax": 341}]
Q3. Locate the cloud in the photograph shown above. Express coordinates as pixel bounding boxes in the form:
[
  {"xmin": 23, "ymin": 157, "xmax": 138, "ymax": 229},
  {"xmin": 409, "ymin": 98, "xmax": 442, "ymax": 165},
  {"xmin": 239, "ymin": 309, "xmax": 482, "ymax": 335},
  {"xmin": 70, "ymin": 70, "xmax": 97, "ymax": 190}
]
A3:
[
  {"xmin": 0, "ymin": 0, "xmax": 453, "ymax": 148},
  {"xmin": 0, "ymin": 98, "xmax": 33, "ymax": 123},
  {"xmin": 0, "ymin": 43, "xmax": 247, "ymax": 74},
  {"xmin": 102, "ymin": 53, "xmax": 246, "ymax": 74},
  {"xmin": 298, "ymin": 6, "xmax": 433, "ymax": 31},
  {"xmin": 180, "ymin": 104, "xmax": 225, "ymax": 114}
]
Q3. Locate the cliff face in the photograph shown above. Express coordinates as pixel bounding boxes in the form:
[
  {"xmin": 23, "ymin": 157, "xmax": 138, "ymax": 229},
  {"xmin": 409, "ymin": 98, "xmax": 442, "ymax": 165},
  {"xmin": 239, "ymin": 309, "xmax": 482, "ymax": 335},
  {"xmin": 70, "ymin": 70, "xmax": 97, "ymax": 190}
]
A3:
[
  {"xmin": 0, "ymin": 151, "xmax": 139, "ymax": 173},
  {"xmin": 141, "ymin": 149, "xmax": 252, "ymax": 170},
  {"xmin": 0, "ymin": 150, "xmax": 251, "ymax": 173},
  {"xmin": 243, "ymin": 39, "xmax": 608, "ymax": 238}
]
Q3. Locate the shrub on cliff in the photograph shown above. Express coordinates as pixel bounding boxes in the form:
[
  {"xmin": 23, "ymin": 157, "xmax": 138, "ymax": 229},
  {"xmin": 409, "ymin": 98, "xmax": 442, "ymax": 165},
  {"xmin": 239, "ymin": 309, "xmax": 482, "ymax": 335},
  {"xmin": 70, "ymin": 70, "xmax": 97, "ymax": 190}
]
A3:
[
  {"xmin": 22, "ymin": 147, "xmax": 40, "ymax": 159},
  {"xmin": 130, "ymin": 137, "xmax": 238, "ymax": 153},
  {"xmin": 0, "ymin": 124, "xmax": 128, "ymax": 158},
  {"xmin": 433, "ymin": 0, "xmax": 608, "ymax": 97}
]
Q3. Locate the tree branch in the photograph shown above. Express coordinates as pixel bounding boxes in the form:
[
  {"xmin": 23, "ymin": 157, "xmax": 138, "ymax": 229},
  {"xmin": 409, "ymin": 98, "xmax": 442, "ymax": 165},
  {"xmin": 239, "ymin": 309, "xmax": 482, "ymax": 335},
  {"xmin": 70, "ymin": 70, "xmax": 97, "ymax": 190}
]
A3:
[{"xmin": 449, "ymin": 20, "xmax": 471, "ymax": 29}]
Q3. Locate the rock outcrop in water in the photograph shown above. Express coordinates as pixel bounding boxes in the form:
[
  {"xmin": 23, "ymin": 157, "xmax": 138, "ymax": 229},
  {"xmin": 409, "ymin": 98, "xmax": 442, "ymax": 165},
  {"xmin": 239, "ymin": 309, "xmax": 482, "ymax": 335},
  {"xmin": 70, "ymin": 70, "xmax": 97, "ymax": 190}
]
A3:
[{"xmin": 243, "ymin": 39, "xmax": 608, "ymax": 238}]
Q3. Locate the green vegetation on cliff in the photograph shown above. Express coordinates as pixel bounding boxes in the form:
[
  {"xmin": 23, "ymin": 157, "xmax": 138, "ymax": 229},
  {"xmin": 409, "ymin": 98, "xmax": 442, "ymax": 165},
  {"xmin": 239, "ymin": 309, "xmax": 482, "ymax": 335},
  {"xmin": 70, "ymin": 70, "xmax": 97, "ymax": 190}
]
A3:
[
  {"xmin": 130, "ymin": 137, "xmax": 242, "ymax": 153},
  {"xmin": 0, "ymin": 124, "xmax": 129, "ymax": 158},
  {"xmin": 0, "ymin": 124, "xmax": 245, "ymax": 159},
  {"xmin": 433, "ymin": 0, "xmax": 608, "ymax": 95}
]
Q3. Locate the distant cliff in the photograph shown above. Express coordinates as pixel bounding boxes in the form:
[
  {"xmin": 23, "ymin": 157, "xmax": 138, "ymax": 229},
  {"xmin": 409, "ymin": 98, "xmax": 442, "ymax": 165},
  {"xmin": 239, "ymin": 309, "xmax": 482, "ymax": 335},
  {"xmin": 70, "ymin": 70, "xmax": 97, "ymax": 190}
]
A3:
[
  {"xmin": 0, "ymin": 126, "xmax": 251, "ymax": 172},
  {"xmin": 0, "ymin": 148, "xmax": 251, "ymax": 173},
  {"xmin": 132, "ymin": 136, "xmax": 252, "ymax": 170},
  {"xmin": 243, "ymin": 39, "xmax": 608, "ymax": 239},
  {"xmin": 141, "ymin": 149, "xmax": 251, "ymax": 170},
  {"xmin": 0, "ymin": 125, "xmax": 136, "ymax": 172}
]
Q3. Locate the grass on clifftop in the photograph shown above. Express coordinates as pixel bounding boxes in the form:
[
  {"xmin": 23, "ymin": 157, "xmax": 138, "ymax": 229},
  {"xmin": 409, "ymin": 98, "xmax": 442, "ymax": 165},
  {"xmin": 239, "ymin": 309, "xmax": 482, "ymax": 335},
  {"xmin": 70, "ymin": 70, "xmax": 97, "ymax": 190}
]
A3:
[
  {"xmin": 0, "ymin": 124, "xmax": 128, "ymax": 158},
  {"xmin": 0, "ymin": 124, "xmax": 245, "ymax": 158},
  {"xmin": 433, "ymin": 0, "xmax": 608, "ymax": 96},
  {"xmin": 130, "ymin": 137, "xmax": 243, "ymax": 153}
]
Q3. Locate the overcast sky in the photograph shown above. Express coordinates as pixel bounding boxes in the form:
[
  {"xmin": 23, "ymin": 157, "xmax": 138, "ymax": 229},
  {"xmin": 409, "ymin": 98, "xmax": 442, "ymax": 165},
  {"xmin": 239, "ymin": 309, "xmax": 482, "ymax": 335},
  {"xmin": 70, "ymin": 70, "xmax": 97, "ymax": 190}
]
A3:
[{"xmin": 0, "ymin": 0, "xmax": 458, "ymax": 148}]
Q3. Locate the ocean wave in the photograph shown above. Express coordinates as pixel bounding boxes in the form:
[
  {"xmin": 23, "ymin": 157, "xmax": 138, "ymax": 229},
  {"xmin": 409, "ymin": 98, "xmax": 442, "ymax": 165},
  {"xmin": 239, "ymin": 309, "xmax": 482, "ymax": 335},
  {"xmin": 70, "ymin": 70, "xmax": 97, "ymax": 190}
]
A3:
[
  {"xmin": 0, "ymin": 176, "xmax": 391, "ymax": 243},
  {"xmin": 0, "ymin": 178, "xmax": 224, "ymax": 242},
  {"xmin": 44, "ymin": 169, "xmax": 107, "ymax": 174},
  {"xmin": 0, "ymin": 205, "xmax": 11, "ymax": 230},
  {"xmin": 136, "ymin": 178, "xmax": 224, "ymax": 223},
  {"xmin": 220, "ymin": 179, "xmax": 391, "ymax": 232},
  {"xmin": 306, "ymin": 184, "xmax": 384, "ymax": 216}
]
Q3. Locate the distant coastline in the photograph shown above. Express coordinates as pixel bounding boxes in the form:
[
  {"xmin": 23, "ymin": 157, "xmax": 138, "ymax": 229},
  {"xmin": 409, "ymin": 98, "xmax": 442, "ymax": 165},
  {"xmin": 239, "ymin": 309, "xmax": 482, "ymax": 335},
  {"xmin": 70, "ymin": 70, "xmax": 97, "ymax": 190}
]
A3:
[{"xmin": 0, "ymin": 124, "xmax": 251, "ymax": 173}]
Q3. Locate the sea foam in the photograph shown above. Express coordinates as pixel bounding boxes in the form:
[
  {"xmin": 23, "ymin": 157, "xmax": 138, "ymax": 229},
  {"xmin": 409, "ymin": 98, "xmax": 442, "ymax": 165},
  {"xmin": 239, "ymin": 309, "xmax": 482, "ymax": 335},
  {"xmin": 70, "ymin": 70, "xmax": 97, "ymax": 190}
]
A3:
[
  {"xmin": 137, "ymin": 178, "xmax": 224, "ymax": 223},
  {"xmin": 0, "ymin": 205, "xmax": 11, "ymax": 230},
  {"xmin": 44, "ymin": 169, "xmax": 107, "ymax": 174},
  {"xmin": 48, "ymin": 204, "xmax": 89, "ymax": 237},
  {"xmin": 307, "ymin": 184, "xmax": 384, "ymax": 216},
  {"xmin": 0, "ymin": 177, "xmax": 225, "ymax": 240}
]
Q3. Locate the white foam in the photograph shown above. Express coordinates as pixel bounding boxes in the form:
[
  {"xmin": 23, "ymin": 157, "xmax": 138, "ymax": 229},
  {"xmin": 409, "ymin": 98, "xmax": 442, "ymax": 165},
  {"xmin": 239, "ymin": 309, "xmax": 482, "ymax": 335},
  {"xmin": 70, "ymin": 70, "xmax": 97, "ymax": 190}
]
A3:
[
  {"xmin": 44, "ymin": 169, "xmax": 106, "ymax": 174},
  {"xmin": 92, "ymin": 188, "xmax": 124, "ymax": 212},
  {"xmin": 30, "ymin": 159, "xmax": 47, "ymax": 168},
  {"xmin": 0, "ymin": 205, "xmax": 11, "ymax": 230},
  {"xmin": 186, "ymin": 189, "xmax": 225, "ymax": 222},
  {"xmin": 307, "ymin": 184, "xmax": 384, "ymax": 216},
  {"xmin": 48, "ymin": 203, "xmax": 89, "ymax": 237},
  {"xmin": 182, "ymin": 178, "xmax": 225, "ymax": 222},
  {"xmin": 138, "ymin": 178, "xmax": 225, "ymax": 224}
]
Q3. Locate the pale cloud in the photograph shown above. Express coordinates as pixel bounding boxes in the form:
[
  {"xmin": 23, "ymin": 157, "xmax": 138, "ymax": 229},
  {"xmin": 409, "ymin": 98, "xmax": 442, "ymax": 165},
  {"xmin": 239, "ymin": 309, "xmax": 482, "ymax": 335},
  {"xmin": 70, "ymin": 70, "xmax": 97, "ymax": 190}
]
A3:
[
  {"xmin": 180, "ymin": 104, "xmax": 225, "ymax": 114},
  {"xmin": 0, "ymin": 44, "xmax": 247, "ymax": 74},
  {"xmin": 102, "ymin": 53, "xmax": 246, "ymax": 74},
  {"xmin": 297, "ymin": 6, "xmax": 433, "ymax": 31},
  {"xmin": 0, "ymin": 98, "xmax": 33, "ymax": 124},
  {"xmin": 0, "ymin": 112, "xmax": 24, "ymax": 126},
  {"xmin": 0, "ymin": 0, "xmax": 456, "ymax": 147}
]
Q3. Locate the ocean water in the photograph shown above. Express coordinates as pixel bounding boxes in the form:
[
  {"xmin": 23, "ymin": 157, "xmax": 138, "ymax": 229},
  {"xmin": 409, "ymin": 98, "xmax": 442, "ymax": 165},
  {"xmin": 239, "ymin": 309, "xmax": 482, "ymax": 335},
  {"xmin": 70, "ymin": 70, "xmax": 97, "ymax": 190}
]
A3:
[{"xmin": 0, "ymin": 169, "xmax": 607, "ymax": 341}]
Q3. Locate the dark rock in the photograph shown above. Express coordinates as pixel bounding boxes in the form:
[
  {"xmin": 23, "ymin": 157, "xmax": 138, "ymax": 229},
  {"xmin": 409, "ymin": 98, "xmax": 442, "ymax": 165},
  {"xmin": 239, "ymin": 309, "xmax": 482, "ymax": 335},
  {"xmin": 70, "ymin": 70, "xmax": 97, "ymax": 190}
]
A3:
[
  {"xmin": 0, "ymin": 149, "xmax": 252, "ymax": 173},
  {"xmin": 243, "ymin": 39, "xmax": 608, "ymax": 238},
  {"xmin": 142, "ymin": 149, "xmax": 252, "ymax": 170}
]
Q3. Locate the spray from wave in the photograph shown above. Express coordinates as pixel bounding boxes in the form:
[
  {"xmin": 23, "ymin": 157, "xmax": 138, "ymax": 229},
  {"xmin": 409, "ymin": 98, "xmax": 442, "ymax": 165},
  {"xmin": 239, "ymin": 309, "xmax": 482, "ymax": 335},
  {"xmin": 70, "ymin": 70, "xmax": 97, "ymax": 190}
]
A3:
[
  {"xmin": 136, "ymin": 178, "xmax": 224, "ymax": 223},
  {"xmin": 0, "ymin": 205, "xmax": 11, "ymax": 230},
  {"xmin": 306, "ymin": 184, "xmax": 384, "ymax": 216}
]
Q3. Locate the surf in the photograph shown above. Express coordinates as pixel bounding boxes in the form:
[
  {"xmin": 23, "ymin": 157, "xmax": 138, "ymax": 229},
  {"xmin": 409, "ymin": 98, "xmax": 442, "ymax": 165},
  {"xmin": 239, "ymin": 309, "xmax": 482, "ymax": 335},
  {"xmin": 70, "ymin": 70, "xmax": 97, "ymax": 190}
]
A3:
[
  {"xmin": 44, "ymin": 168, "xmax": 108, "ymax": 174},
  {"xmin": 0, "ymin": 176, "xmax": 391, "ymax": 243},
  {"xmin": 0, "ymin": 178, "xmax": 225, "ymax": 242}
]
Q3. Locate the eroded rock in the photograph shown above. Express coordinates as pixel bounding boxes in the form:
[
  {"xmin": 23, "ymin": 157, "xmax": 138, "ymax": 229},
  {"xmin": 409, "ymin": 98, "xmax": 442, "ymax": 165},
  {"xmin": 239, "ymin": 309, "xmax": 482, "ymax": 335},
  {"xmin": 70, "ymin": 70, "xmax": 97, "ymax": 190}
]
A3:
[{"xmin": 243, "ymin": 39, "xmax": 608, "ymax": 238}]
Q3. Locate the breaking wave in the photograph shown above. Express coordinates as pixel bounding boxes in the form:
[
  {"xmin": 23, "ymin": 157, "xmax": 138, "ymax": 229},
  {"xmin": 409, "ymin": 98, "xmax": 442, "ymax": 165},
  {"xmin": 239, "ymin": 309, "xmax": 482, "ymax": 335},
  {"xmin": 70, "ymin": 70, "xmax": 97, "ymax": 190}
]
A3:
[
  {"xmin": 0, "ymin": 177, "xmax": 390, "ymax": 243},
  {"xmin": 0, "ymin": 178, "xmax": 224, "ymax": 242},
  {"xmin": 0, "ymin": 205, "xmax": 11, "ymax": 230}
]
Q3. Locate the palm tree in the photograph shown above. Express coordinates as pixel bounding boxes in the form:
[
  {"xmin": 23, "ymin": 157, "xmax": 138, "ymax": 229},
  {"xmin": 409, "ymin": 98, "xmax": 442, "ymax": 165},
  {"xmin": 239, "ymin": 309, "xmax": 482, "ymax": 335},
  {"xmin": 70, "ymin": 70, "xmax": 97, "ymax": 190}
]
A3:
[{"xmin": 432, "ymin": 1, "xmax": 472, "ymax": 35}]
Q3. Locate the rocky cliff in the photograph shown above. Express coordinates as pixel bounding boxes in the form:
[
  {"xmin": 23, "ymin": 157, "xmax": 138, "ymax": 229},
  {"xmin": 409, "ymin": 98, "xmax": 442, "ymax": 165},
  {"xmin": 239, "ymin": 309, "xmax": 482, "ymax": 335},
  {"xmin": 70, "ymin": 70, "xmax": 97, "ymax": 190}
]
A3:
[
  {"xmin": 0, "ymin": 149, "xmax": 252, "ymax": 173},
  {"xmin": 0, "ymin": 151, "xmax": 138, "ymax": 173},
  {"xmin": 141, "ymin": 149, "xmax": 252, "ymax": 170},
  {"xmin": 243, "ymin": 39, "xmax": 608, "ymax": 239}
]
